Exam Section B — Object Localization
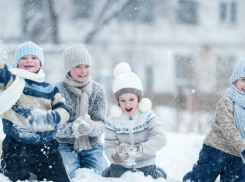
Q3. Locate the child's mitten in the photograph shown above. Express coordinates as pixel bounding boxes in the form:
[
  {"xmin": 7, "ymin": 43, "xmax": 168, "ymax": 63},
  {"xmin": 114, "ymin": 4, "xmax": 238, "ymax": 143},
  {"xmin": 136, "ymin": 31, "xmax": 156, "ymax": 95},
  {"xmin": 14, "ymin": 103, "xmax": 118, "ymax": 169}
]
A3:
[
  {"xmin": 118, "ymin": 143, "xmax": 143, "ymax": 157},
  {"xmin": 72, "ymin": 115, "xmax": 95, "ymax": 136},
  {"xmin": 27, "ymin": 109, "xmax": 59, "ymax": 131},
  {"xmin": 133, "ymin": 144, "xmax": 143, "ymax": 157},
  {"xmin": 111, "ymin": 151, "xmax": 130, "ymax": 164}
]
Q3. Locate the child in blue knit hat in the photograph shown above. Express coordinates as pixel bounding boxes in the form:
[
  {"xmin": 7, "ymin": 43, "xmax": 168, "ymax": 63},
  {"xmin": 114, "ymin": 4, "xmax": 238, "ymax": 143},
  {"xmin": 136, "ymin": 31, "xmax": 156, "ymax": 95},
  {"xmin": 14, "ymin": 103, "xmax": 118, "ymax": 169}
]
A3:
[
  {"xmin": 0, "ymin": 41, "xmax": 70, "ymax": 182},
  {"xmin": 183, "ymin": 60, "xmax": 245, "ymax": 182}
]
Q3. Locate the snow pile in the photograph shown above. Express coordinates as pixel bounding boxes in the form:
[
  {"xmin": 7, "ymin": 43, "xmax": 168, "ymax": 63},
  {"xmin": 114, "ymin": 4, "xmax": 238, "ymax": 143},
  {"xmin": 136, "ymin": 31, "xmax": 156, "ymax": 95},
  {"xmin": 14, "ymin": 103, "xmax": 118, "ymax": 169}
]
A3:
[
  {"xmin": 72, "ymin": 168, "xmax": 166, "ymax": 182},
  {"xmin": 0, "ymin": 131, "xmax": 205, "ymax": 182}
]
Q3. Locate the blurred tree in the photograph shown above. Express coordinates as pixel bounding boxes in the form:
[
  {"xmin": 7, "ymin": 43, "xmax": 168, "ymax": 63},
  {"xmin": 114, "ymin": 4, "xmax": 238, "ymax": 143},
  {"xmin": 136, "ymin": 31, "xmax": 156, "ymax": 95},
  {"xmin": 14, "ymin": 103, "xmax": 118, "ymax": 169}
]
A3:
[
  {"xmin": 21, "ymin": 0, "xmax": 129, "ymax": 44},
  {"xmin": 82, "ymin": 0, "xmax": 129, "ymax": 44},
  {"xmin": 21, "ymin": 0, "xmax": 59, "ymax": 44}
]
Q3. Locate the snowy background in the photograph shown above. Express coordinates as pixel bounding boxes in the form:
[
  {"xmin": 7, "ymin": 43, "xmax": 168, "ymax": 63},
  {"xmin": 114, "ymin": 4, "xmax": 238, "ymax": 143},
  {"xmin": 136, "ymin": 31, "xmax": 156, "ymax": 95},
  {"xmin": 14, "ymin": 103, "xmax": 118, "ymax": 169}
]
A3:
[{"xmin": 0, "ymin": 0, "xmax": 244, "ymax": 181}]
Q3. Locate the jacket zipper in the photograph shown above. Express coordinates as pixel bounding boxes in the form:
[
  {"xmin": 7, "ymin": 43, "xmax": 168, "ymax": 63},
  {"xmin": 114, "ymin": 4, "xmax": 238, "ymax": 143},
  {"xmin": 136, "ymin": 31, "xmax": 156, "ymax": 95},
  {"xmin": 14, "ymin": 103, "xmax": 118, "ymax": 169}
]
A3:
[
  {"xmin": 129, "ymin": 116, "xmax": 134, "ymax": 145},
  {"xmin": 129, "ymin": 115, "xmax": 137, "ymax": 171}
]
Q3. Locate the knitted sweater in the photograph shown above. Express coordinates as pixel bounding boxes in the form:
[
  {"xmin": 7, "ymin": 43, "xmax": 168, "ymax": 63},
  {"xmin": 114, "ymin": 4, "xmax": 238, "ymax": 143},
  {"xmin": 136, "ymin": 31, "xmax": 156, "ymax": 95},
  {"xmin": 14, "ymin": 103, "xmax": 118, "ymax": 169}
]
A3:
[
  {"xmin": 105, "ymin": 109, "xmax": 166, "ymax": 168},
  {"xmin": 55, "ymin": 81, "xmax": 107, "ymax": 147},
  {"xmin": 0, "ymin": 62, "xmax": 70, "ymax": 145},
  {"xmin": 204, "ymin": 97, "xmax": 245, "ymax": 157}
]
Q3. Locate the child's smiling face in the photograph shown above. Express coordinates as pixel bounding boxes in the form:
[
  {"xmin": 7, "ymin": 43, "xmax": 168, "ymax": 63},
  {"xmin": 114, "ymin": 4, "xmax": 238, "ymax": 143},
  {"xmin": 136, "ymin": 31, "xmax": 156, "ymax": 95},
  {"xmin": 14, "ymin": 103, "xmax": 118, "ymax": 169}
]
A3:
[
  {"xmin": 235, "ymin": 77, "xmax": 245, "ymax": 92},
  {"xmin": 69, "ymin": 64, "xmax": 90, "ymax": 83},
  {"xmin": 18, "ymin": 54, "xmax": 42, "ymax": 73},
  {"xmin": 119, "ymin": 93, "xmax": 139, "ymax": 116}
]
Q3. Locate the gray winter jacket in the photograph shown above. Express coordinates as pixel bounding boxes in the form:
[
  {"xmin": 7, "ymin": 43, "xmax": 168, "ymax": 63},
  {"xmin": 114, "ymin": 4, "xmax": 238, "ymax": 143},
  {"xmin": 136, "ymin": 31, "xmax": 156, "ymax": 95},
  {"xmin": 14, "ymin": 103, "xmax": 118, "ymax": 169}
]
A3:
[{"xmin": 55, "ymin": 81, "xmax": 107, "ymax": 147}]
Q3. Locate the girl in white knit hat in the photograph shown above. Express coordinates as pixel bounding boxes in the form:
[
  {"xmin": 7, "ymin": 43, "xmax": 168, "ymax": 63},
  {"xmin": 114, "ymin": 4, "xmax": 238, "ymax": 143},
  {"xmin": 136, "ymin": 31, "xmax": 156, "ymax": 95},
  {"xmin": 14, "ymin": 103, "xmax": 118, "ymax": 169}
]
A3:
[
  {"xmin": 102, "ymin": 62, "xmax": 167, "ymax": 179},
  {"xmin": 55, "ymin": 44, "xmax": 108, "ymax": 179}
]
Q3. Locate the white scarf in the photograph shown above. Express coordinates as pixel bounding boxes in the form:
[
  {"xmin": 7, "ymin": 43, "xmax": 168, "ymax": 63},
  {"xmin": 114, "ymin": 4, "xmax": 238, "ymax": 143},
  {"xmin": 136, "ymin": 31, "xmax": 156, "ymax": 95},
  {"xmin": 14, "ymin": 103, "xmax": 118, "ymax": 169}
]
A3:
[{"xmin": 0, "ymin": 68, "xmax": 45, "ymax": 115}]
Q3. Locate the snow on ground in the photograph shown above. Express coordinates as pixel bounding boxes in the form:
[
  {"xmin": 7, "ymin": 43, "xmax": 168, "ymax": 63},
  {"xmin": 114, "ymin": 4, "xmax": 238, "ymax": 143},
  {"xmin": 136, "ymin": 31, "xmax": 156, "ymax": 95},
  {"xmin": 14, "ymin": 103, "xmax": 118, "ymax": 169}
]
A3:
[{"xmin": 0, "ymin": 119, "xmax": 205, "ymax": 182}]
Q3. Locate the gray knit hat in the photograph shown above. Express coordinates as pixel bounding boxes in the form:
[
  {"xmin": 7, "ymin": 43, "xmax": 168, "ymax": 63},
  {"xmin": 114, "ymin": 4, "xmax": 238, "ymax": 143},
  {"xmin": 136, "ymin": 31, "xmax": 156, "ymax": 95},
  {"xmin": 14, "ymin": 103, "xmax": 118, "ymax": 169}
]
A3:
[
  {"xmin": 62, "ymin": 44, "xmax": 91, "ymax": 72},
  {"xmin": 229, "ymin": 60, "xmax": 245, "ymax": 85}
]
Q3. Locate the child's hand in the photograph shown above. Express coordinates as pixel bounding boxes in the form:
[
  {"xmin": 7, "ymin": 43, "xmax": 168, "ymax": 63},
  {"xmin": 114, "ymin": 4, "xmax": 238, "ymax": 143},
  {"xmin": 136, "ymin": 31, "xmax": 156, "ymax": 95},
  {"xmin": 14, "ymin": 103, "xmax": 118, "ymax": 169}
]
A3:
[
  {"xmin": 27, "ymin": 109, "xmax": 58, "ymax": 132},
  {"xmin": 111, "ymin": 151, "xmax": 130, "ymax": 164},
  {"xmin": 118, "ymin": 143, "xmax": 143, "ymax": 157},
  {"xmin": 72, "ymin": 115, "xmax": 95, "ymax": 137}
]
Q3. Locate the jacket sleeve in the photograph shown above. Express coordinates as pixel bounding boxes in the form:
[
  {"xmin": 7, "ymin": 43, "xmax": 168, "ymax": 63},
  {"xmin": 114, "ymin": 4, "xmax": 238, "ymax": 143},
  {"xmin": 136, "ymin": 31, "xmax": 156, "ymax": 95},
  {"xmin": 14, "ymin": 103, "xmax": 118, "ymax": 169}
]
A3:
[
  {"xmin": 104, "ymin": 120, "xmax": 119, "ymax": 163},
  {"xmin": 216, "ymin": 97, "xmax": 245, "ymax": 154},
  {"xmin": 88, "ymin": 84, "xmax": 107, "ymax": 137},
  {"xmin": 140, "ymin": 114, "xmax": 166, "ymax": 155},
  {"xmin": 51, "ymin": 86, "xmax": 70, "ymax": 125}
]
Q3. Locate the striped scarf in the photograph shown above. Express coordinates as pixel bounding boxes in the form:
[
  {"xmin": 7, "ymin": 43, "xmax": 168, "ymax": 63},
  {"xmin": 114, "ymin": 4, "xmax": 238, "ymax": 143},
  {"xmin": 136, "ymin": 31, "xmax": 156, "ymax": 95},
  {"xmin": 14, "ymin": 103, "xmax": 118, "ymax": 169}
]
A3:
[{"xmin": 226, "ymin": 84, "xmax": 245, "ymax": 139}]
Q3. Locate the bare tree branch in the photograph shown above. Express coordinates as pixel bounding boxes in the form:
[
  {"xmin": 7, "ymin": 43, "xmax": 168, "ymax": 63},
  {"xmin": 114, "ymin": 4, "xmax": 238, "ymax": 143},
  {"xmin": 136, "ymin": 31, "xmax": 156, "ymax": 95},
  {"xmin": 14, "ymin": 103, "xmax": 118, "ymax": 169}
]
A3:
[
  {"xmin": 47, "ymin": 0, "xmax": 59, "ymax": 44},
  {"xmin": 91, "ymin": 0, "xmax": 111, "ymax": 22},
  {"xmin": 84, "ymin": 0, "xmax": 129, "ymax": 44}
]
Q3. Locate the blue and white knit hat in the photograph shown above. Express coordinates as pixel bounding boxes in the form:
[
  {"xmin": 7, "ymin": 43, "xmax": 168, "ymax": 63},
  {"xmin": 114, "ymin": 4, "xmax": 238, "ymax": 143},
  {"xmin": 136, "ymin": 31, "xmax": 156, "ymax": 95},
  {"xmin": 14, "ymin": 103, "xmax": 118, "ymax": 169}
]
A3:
[
  {"xmin": 14, "ymin": 41, "xmax": 44, "ymax": 68},
  {"xmin": 229, "ymin": 60, "xmax": 245, "ymax": 85}
]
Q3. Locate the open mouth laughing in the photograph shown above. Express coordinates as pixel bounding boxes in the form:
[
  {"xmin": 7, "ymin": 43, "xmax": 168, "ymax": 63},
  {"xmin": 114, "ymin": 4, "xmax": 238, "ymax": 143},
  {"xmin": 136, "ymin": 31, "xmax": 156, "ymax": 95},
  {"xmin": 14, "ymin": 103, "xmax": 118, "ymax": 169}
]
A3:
[
  {"xmin": 78, "ymin": 75, "xmax": 87, "ymax": 78},
  {"xmin": 125, "ymin": 108, "xmax": 133, "ymax": 112},
  {"xmin": 25, "ymin": 65, "xmax": 34, "ymax": 68}
]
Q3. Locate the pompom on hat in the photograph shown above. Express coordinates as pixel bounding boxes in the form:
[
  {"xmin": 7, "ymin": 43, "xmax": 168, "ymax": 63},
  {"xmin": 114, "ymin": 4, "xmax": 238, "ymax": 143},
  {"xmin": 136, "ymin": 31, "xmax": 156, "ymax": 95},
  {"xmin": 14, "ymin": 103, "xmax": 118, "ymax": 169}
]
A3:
[
  {"xmin": 113, "ymin": 62, "xmax": 143, "ymax": 101},
  {"xmin": 229, "ymin": 60, "xmax": 245, "ymax": 85},
  {"xmin": 62, "ymin": 44, "xmax": 91, "ymax": 72},
  {"xmin": 111, "ymin": 62, "xmax": 152, "ymax": 117},
  {"xmin": 14, "ymin": 41, "xmax": 44, "ymax": 68}
]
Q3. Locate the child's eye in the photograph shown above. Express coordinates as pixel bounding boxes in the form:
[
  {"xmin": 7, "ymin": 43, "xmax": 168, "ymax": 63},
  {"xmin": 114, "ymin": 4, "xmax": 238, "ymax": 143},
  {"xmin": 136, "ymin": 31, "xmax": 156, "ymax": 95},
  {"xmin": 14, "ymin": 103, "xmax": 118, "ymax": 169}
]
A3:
[
  {"xmin": 120, "ymin": 100, "xmax": 125, "ymax": 102},
  {"xmin": 85, "ymin": 65, "xmax": 90, "ymax": 68},
  {"xmin": 21, "ymin": 57, "xmax": 26, "ymax": 59},
  {"xmin": 130, "ymin": 99, "xmax": 134, "ymax": 101}
]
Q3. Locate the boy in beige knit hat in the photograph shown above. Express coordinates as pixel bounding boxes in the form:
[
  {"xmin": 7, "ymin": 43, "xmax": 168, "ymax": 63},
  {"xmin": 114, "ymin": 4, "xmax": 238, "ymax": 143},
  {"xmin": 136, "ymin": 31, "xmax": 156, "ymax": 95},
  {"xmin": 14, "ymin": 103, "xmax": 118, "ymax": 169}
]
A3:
[{"xmin": 55, "ymin": 44, "xmax": 108, "ymax": 179}]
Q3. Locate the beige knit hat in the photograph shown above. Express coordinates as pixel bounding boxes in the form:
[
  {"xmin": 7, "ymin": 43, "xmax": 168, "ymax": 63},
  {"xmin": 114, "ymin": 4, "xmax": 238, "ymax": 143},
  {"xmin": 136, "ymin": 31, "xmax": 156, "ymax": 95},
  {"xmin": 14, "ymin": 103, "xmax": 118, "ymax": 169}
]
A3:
[{"xmin": 62, "ymin": 44, "xmax": 91, "ymax": 72}]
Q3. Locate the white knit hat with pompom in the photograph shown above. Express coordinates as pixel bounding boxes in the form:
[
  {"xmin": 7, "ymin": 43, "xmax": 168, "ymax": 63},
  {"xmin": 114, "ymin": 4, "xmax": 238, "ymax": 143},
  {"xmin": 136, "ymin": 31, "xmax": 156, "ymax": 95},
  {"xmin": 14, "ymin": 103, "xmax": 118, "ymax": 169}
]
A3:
[{"xmin": 111, "ymin": 62, "xmax": 152, "ymax": 117}]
